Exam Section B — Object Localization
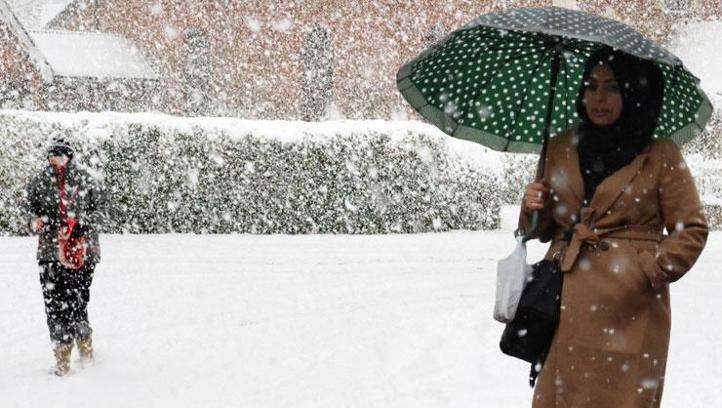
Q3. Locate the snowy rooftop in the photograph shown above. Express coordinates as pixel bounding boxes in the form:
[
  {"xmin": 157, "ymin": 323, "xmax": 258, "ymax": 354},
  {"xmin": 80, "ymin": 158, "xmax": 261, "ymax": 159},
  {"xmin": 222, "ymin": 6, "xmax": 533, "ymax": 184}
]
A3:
[
  {"xmin": 7, "ymin": 0, "xmax": 74, "ymax": 29},
  {"xmin": 27, "ymin": 30, "xmax": 158, "ymax": 80},
  {"xmin": 667, "ymin": 20, "xmax": 722, "ymax": 108},
  {"xmin": 37, "ymin": 0, "xmax": 73, "ymax": 29},
  {"xmin": 0, "ymin": 1, "xmax": 54, "ymax": 82}
]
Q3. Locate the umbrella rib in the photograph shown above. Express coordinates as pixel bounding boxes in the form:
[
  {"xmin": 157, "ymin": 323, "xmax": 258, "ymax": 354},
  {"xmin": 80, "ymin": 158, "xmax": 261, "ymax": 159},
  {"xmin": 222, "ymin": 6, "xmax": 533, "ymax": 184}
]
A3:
[
  {"xmin": 504, "ymin": 50, "xmax": 552, "ymax": 151},
  {"xmin": 549, "ymin": 43, "xmax": 585, "ymax": 131}
]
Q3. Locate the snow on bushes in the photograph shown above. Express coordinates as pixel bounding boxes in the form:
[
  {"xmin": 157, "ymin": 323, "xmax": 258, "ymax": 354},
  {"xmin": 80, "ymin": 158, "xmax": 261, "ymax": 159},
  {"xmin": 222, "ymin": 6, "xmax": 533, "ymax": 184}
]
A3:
[{"xmin": 0, "ymin": 111, "xmax": 502, "ymax": 235}]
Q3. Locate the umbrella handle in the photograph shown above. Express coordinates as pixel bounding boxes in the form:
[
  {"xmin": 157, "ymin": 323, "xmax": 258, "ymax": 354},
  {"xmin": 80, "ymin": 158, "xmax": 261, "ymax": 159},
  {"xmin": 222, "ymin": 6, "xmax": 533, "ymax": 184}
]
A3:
[{"xmin": 520, "ymin": 211, "xmax": 540, "ymax": 243}]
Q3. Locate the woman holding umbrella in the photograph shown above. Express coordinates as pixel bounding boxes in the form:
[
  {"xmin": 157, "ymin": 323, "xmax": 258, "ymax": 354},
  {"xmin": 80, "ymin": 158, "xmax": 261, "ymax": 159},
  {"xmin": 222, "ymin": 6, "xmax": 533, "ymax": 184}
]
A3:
[
  {"xmin": 397, "ymin": 6, "xmax": 713, "ymax": 407},
  {"xmin": 521, "ymin": 46, "xmax": 708, "ymax": 407}
]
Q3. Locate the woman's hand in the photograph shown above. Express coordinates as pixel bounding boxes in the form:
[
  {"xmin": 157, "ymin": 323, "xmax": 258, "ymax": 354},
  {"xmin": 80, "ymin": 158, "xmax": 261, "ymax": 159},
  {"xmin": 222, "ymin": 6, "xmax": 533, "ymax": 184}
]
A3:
[{"xmin": 522, "ymin": 180, "xmax": 550, "ymax": 212}]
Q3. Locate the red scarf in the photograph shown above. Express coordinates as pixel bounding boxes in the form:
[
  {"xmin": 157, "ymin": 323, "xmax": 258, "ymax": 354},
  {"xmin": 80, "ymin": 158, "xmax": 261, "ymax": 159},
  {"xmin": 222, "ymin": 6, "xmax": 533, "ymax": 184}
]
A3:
[
  {"xmin": 52, "ymin": 163, "xmax": 85, "ymax": 269},
  {"xmin": 51, "ymin": 164, "xmax": 67, "ymax": 220}
]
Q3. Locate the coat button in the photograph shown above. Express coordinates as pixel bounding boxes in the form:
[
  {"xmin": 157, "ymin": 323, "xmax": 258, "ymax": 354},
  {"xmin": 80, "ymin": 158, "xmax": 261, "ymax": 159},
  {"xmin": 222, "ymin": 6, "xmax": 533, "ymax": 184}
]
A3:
[{"xmin": 599, "ymin": 241, "xmax": 610, "ymax": 251}]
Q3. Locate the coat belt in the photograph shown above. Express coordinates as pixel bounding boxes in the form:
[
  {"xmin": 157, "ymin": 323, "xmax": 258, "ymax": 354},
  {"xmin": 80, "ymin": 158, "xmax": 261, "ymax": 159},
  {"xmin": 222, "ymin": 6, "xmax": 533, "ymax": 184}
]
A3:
[{"xmin": 558, "ymin": 207, "xmax": 662, "ymax": 272}]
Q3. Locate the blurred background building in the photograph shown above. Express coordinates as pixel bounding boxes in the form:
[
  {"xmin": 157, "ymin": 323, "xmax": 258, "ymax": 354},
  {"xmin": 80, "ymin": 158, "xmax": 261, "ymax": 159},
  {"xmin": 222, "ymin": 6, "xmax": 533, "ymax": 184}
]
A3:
[{"xmin": 1, "ymin": 0, "xmax": 720, "ymax": 120}]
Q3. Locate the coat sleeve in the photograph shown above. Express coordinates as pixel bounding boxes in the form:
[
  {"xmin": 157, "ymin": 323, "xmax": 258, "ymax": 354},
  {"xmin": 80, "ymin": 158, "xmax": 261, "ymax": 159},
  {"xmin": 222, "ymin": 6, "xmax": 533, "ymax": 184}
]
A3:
[
  {"xmin": 77, "ymin": 172, "xmax": 108, "ymax": 231},
  {"xmin": 22, "ymin": 175, "xmax": 43, "ymax": 232},
  {"xmin": 639, "ymin": 140, "xmax": 708, "ymax": 288}
]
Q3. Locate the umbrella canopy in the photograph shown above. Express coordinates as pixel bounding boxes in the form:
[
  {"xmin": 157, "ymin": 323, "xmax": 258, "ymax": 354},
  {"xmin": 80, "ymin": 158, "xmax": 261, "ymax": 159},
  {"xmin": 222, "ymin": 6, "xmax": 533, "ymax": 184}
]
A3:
[{"xmin": 397, "ymin": 6, "xmax": 714, "ymax": 154}]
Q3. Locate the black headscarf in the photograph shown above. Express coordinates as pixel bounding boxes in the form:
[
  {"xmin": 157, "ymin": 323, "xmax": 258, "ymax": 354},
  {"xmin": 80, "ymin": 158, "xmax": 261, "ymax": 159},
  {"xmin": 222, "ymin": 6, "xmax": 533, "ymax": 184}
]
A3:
[{"xmin": 575, "ymin": 46, "xmax": 665, "ymax": 203}]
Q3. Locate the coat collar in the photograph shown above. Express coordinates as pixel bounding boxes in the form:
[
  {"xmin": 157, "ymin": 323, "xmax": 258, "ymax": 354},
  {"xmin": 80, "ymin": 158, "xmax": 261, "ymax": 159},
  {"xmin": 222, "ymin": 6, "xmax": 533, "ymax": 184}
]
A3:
[
  {"xmin": 558, "ymin": 133, "xmax": 651, "ymax": 223},
  {"xmin": 587, "ymin": 148, "xmax": 650, "ymax": 220}
]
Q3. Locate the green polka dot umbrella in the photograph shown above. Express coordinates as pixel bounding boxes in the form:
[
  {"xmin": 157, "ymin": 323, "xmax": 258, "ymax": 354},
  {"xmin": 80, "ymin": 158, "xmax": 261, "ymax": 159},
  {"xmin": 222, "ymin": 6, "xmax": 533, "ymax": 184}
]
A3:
[{"xmin": 397, "ymin": 6, "xmax": 714, "ymax": 155}]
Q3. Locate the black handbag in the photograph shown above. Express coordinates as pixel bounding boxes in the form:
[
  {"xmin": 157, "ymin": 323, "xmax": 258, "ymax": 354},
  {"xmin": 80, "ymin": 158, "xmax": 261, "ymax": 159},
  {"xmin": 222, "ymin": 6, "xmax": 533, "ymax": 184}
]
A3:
[{"xmin": 499, "ymin": 258, "xmax": 563, "ymax": 387}]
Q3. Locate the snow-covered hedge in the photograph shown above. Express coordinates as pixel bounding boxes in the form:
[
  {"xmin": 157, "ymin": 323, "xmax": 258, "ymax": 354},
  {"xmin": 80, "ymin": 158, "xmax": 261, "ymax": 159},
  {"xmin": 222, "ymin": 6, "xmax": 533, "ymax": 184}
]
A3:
[{"xmin": 0, "ymin": 111, "xmax": 502, "ymax": 234}]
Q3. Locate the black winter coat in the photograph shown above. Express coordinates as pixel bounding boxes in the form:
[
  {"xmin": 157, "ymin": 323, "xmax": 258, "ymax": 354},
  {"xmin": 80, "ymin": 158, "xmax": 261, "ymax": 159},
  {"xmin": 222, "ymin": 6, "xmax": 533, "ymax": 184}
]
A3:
[{"xmin": 23, "ymin": 161, "xmax": 107, "ymax": 263}]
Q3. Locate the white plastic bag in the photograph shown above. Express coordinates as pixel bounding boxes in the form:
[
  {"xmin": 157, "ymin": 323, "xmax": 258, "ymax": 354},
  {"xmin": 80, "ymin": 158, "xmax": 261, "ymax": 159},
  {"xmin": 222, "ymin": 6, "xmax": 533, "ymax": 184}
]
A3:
[{"xmin": 494, "ymin": 236, "xmax": 533, "ymax": 323}]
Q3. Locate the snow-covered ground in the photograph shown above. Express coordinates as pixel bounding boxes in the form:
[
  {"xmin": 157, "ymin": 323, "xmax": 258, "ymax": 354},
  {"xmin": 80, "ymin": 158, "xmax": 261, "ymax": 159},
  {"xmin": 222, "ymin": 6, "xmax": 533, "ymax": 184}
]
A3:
[{"xmin": 1, "ymin": 206, "xmax": 720, "ymax": 407}]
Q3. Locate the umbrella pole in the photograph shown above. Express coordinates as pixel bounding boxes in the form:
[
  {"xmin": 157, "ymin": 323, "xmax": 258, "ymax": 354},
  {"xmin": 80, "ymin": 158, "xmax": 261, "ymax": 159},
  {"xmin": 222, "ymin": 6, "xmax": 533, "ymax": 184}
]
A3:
[{"xmin": 523, "ymin": 41, "xmax": 562, "ymax": 243}]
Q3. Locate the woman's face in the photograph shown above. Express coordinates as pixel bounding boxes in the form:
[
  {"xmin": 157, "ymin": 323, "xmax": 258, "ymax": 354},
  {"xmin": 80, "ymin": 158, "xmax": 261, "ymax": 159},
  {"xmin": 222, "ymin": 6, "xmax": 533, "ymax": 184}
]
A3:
[
  {"xmin": 48, "ymin": 155, "xmax": 69, "ymax": 166},
  {"xmin": 583, "ymin": 64, "xmax": 623, "ymax": 127}
]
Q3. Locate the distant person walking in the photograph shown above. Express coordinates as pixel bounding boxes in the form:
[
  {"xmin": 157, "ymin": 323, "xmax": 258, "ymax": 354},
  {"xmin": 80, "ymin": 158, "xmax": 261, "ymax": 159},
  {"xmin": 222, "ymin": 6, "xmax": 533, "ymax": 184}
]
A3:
[{"xmin": 23, "ymin": 137, "xmax": 106, "ymax": 376}]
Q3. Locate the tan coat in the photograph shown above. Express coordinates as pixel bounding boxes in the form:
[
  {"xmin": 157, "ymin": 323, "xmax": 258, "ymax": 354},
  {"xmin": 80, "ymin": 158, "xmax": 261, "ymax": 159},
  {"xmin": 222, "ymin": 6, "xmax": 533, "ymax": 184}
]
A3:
[{"xmin": 519, "ymin": 131, "xmax": 708, "ymax": 408}]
